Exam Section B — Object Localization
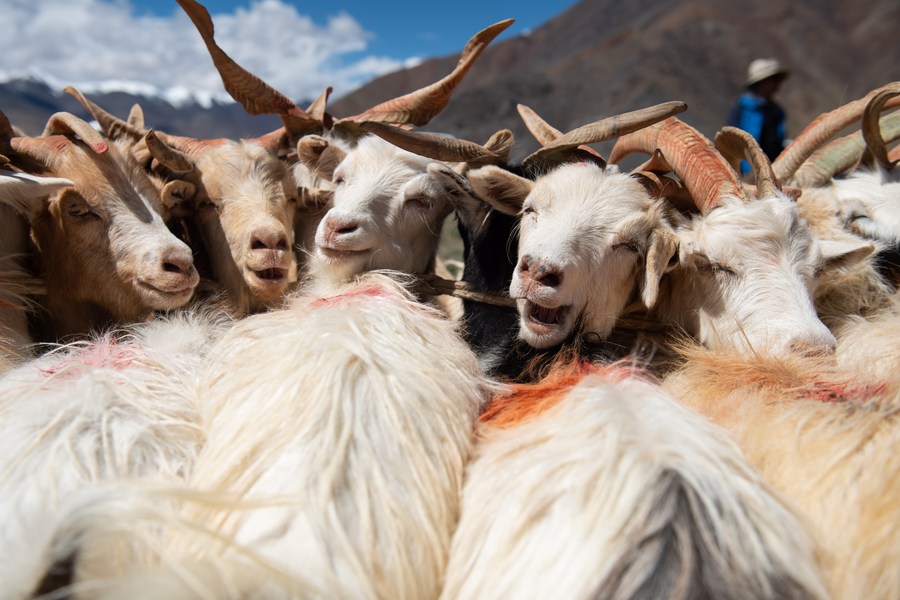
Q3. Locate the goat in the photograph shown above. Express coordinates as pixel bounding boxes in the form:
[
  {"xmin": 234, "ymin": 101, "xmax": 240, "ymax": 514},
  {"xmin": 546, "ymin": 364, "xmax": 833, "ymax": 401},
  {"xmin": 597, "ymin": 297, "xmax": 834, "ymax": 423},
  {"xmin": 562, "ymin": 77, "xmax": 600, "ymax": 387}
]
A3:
[
  {"xmin": 663, "ymin": 342, "xmax": 900, "ymax": 600},
  {"xmin": 441, "ymin": 359, "xmax": 827, "ymax": 599},
  {"xmin": 65, "ymin": 90, "xmax": 299, "ymax": 317},
  {"xmin": 609, "ymin": 117, "xmax": 872, "ymax": 357},
  {"xmin": 175, "ymin": 0, "xmax": 513, "ymax": 291},
  {"xmin": 60, "ymin": 273, "xmax": 489, "ymax": 598},
  {"xmin": 0, "ymin": 111, "xmax": 199, "ymax": 341},
  {"xmin": 0, "ymin": 309, "xmax": 229, "ymax": 599},
  {"xmin": 773, "ymin": 83, "xmax": 900, "ymax": 283}
]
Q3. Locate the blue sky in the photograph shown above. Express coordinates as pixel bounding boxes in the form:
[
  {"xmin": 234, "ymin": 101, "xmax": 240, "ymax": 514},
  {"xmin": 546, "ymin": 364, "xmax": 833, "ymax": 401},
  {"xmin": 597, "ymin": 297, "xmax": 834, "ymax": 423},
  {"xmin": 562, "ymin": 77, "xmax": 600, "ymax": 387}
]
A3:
[
  {"xmin": 1, "ymin": 0, "xmax": 577, "ymax": 104},
  {"xmin": 130, "ymin": 0, "xmax": 579, "ymax": 61}
]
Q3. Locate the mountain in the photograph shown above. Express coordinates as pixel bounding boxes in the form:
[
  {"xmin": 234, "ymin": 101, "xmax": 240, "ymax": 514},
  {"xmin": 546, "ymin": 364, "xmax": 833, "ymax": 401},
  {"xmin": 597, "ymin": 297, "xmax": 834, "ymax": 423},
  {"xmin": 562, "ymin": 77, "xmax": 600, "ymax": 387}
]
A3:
[
  {"xmin": 2, "ymin": 0, "xmax": 897, "ymax": 158},
  {"xmin": 332, "ymin": 0, "xmax": 899, "ymax": 161}
]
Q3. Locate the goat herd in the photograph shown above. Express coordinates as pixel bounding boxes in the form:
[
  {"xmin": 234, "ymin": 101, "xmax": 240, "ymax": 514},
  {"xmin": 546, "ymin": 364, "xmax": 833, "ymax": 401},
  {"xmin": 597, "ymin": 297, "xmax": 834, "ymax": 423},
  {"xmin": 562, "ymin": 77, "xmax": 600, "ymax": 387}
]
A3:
[{"xmin": 1, "ymin": 0, "xmax": 898, "ymax": 598}]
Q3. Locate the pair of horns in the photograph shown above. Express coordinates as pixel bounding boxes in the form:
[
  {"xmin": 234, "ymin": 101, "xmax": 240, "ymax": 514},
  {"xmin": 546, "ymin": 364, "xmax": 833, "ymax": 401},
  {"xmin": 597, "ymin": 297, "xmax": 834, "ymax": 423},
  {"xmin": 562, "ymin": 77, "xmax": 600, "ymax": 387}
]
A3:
[
  {"xmin": 610, "ymin": 117, "xmax": 749, "ymax": 214},
  {"xmin": 773, "ymin": 81, "xmax": 900, "ymax": 183},
  {"xmin": 176, "ymin": 0, "xmax": 512, "ymax": 138}
]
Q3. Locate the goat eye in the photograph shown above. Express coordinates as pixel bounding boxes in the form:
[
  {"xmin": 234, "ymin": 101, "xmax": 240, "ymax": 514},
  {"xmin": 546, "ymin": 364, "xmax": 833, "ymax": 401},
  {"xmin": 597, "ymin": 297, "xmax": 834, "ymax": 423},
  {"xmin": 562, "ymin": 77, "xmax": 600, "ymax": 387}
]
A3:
[
  {"xmin": 707, "ymin": 263, "xmax": 736, "ymax": 277},
  {"xmin": 67, "ymin": 205, "xmax": 100, "ymax": 220},
  {"xmin": 522, "ymin": 206, "xmax": 535, "ymax": 216},
  {"xmin": 332, "ymin": 176, "xmax": 345, "ymax": 186}
]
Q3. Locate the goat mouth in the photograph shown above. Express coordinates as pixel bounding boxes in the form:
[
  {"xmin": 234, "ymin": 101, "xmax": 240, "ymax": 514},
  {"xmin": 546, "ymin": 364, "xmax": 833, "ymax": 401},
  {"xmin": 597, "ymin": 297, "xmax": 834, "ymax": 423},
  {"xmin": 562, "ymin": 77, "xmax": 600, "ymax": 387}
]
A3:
[
  {"xmin": 135, "ymin": 278, "xmax": 196, "ymax": 307},
  {"xmin": 525, "ymin": 301, "xmax": 570, "ymax": 332},
  {"xmin": 318, "ymin": 246, "xmax": 370, "ymax": 261},
  {"xmin": 250, "ymin": 267, "xmax": 287, "ymax": 283}
]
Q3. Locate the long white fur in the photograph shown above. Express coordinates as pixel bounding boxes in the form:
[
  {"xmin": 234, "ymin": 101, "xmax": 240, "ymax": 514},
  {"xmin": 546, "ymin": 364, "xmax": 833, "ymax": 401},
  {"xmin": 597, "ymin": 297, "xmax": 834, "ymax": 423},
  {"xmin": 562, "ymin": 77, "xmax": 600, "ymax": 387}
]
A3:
[
  {"xmin": 664, "ymin": 345, "xmax": 900, "ymax": 600},
  {"xmin": 442, "ymin": 372, "xmax": 827, "ymax": 600},
  {"xmin": 0, "ymin": 309, "xmax": 229, "ymax": 598},
  {"xmin": 77, "ymin": 273, "xmax": 489, "ymax": 598}
]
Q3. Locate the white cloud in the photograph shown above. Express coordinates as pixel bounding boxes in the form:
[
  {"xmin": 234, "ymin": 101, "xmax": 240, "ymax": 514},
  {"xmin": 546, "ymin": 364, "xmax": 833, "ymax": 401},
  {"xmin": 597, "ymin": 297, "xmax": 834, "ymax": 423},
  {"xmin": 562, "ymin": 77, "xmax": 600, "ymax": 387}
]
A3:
[{"xmin": 0, "ymin": 0, "xmax": 409, "ymax": 106}]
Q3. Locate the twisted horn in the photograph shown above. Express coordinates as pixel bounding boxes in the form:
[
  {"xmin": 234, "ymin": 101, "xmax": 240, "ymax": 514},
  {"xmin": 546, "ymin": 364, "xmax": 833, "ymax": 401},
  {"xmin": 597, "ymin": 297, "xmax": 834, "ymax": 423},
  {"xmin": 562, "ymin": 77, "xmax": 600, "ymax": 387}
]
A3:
[
  {"xmin": 10, "ymin": 136, "xmax": 73, "ymax": 166},
  {"xmin": 41, "ymin": 112, "xmax": 108, "ymax": 154},
  {"xmin": 610, "ymin": 117, "xmax": 749, "ymax": 214},
  {"xmin": 176, "ymin": 0, "xmax": 321, "ymax": 138},
  {"xmin": 773, "ymin": 81, "xmax": 900, "ymax": 182},
  {"xmin": 64, "ymin": 86, "xmax": 145, "ymax": 141},
  {"xmin": 862, "ymin": 86, "xmax": 900, "ymax": 171},
  {"xmin": 525, "ymin": 101, "xmax": 687, "ymax": 170},
  {"xmin": 714, "ymin": 126, "xmax": 781, "ymax": 199},
  {"xmin": 338, "ymin": 19, "xmax": 514, "ymax": 127},
  {"xmin": 790, "ymin": 111, "xmax": 900, "ymax": 188}
]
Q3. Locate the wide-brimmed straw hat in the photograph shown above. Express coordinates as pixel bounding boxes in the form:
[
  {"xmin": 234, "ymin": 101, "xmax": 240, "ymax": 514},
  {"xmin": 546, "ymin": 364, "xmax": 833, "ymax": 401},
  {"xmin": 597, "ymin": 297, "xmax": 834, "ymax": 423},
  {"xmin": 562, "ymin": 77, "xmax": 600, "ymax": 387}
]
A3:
[{"xmin": 746, "ymin": 58, "xmax": 789, "ymax": 87}]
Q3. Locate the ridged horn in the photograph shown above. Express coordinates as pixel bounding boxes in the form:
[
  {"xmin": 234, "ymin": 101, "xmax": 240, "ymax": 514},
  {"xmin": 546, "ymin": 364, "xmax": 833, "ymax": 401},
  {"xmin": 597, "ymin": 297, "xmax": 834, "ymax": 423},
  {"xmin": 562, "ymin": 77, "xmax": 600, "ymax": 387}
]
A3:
[
  {"xmin": 525, "ymin": 101, "xmax": 687, "ymax": 170},
  {"xmin": 64, "ymin": 86, "xmax": 145, "ymax": 141},
  {"xmin": 610, "ymin": 117, "xmax": 749, "ymax": 214},
  {"xmin": 41, "ymin": 112, "xmax": 108, "ymax": 154},
  {"xmin": 862, "ymin": 86, "xmax": 900, "ymax": 171},
  {"xmin": 714, "ymin": 126, "xmax": 781, "ymax": 199},
  {"xmin": 175, "ymin": 0, "xmax": 321, "ymax": 138},
  {"xmin": 790, "ymin": 111, "xmax": 900, "ymax": 188},
  {"xmin": 10, "ymin": 136, "xmax": 73, "ymax": 166},
  {"xmin": 358, "ymin": 122, "xmax": 503, "ymax": 166},
  {"xmin": 773, "ymin": 81, "xmax": 900, "ymax": 182},
  {"xmin": 339, "ymin": 18, "xmax": 514, "ymax": 127}
]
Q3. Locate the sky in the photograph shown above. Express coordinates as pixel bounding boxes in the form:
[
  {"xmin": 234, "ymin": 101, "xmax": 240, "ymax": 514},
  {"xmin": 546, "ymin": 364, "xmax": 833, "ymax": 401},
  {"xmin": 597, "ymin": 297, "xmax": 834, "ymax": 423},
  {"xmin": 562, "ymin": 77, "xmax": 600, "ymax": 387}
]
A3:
[{"xmin": 1, "ymin": 0, "xmax": 579, "ymax": 105}]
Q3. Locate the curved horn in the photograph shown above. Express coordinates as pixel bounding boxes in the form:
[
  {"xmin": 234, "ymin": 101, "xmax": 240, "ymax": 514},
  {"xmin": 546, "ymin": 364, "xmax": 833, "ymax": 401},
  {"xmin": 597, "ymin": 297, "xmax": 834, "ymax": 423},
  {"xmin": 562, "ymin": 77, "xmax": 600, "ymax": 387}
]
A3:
[
  {"xmin": 610, "ymin": 117, "xmax": 749, "ymax": 214},
  {"xmin": 517, "ymin": 103, "xmax": 606, "ymax": 165},
  {"xmin": 159, "ymin": 134, "xmax": 227, "ymax": 158},
  {"xmin": 64, "ymin": 86, "xmax": 145, "ymax": 141},
  {"xmin": 524, "ymin": 101, "xmax": 687, "ymax": 170},
  {"xmin": 714, "ymin": 126, "xmax": 781, "ymax": 199},
  {"xmin": 144, "ymin": 130, "xmax": 195, "ymax": 173},
  {"xmin": 358, "ymin": 122, "xmax": 502, "ymax": 166},
  {"xmin": 790, "ymin": 111, "xmax": 900, "ymax": 188},
  {"xmin": 339, "ymin": 19, "xmax": 514, "ymax": 127},
  {"xmin": 41, "ymin": 112, "xmax": 108, "ymax": 154},
  {"xmin": 862, "ymin": 87, "xmax": 900, "ymax": 171},
  {"xmin": 306, "ymin": 87, "xmax": 334, "ymax": 129},
  {"xmin": 175, "ymin": 0, "xmax": 321, "ymax": 138},
  {"xmin": 773, "ymin": 81, "xmax": 900, "ymax": 182},
  {"xmin": 10, "ymin": 136, "xmax": 73, "ymax": 166}
]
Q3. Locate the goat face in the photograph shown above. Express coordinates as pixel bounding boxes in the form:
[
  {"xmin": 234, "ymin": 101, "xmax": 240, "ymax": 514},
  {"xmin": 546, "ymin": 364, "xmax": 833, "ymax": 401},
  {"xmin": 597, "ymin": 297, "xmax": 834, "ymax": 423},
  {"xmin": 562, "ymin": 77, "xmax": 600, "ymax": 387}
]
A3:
[
  {"xmin": 505, "ymin": 164, "xmax": 674, "ymax": 349},
  {"xmin": 833, "ymin": 168, "xmax": 900, "ymax": 245},
  {"xmin": 192, "ymin": 142, "xmax": 297, "ymax": 309},
  {"xmin": 671, "ymin": 195, "xmax": 871, "ymax": 356},
  {"xmin": 311, "ymin": 136, "xmax": 454, "ymax": 283},
  {"xmin": 13, "ymin": 140, "xmax": 199, "ymax": 321}
]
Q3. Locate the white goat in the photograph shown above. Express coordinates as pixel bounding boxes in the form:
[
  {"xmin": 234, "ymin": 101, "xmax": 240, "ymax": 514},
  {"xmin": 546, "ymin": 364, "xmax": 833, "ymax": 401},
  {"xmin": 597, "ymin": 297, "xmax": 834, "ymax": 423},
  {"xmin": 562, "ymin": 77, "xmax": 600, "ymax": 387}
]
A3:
[
  {"xmin": 442, "ymin": 360, "xmax": 827, "ymax": 599},
  {"xmin": 64, "ymin": 273, "xmax": 489, "ymax": 599}
]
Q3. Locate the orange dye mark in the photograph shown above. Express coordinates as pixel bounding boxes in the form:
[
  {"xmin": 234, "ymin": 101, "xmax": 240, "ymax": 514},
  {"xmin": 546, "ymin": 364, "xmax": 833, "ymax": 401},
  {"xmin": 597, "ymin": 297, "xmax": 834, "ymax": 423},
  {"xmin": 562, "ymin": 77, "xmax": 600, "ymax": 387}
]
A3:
[
  {"xmin": 480, "ymin": 360, "xmax": 644, "ymax": 428},
  {"xmin": 802, "ymin": 380, "xmax": 888, "ymax": 403}
]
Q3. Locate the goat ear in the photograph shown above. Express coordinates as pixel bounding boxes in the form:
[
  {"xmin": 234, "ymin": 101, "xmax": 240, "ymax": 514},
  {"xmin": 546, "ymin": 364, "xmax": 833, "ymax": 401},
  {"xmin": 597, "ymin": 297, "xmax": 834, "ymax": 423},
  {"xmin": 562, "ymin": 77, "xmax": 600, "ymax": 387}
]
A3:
[
  {"xmin": 641, "ymin": 225, "xmax": 679, "ymax": 309},
  {"xmin": 466, "ymin": 165, "xmax": 531, "ymax": 215},
  {"xmin": 160, "ymin": 180, "xmax": 196, "ymax": 220},
  {"xmin": 817, "ymin": 238, "xmax": 875, "ymax": 274},
  {"xmin": 676, "ymin": 233, "xmax": 710, "ymax": 271},
  {"xmin": 296, "ymin": 186, "xmax": 333, "ymax": 213},
  {"xmin": 427, "ymin": 162, "xmax": 490, "ymax": 233},
  {"xmin": 296, "ymin": 135, "xmax": 345, "ymax": 181},
  {"xmin": 0, "ymin": 171, "xmax": 73, "ymax": 221}
]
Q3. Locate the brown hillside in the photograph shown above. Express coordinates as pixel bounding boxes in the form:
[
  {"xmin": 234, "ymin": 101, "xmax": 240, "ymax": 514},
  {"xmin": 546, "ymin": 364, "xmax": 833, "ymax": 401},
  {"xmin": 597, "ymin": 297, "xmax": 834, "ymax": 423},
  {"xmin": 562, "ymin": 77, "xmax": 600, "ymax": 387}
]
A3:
[{"xmin": 331, "ymin": 0, "xmax": 899, "ymax": 161}]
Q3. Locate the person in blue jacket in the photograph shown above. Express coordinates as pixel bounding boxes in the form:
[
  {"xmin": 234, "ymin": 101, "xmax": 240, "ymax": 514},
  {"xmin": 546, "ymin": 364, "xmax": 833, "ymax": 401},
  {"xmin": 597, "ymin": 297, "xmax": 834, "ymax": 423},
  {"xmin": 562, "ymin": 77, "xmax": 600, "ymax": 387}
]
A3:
[{"xmin": 727, "ymin": 58, "xmax": 790, "ymax": 172}]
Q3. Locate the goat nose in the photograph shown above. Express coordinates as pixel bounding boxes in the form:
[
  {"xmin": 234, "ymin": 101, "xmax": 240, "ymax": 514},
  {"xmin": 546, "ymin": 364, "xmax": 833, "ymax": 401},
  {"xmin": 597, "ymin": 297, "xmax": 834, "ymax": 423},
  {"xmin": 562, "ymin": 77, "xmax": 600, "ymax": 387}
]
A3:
[
  {"xmin": 250, "ymin": 230, "xmax": 289, "ymax": 252},
  {"xmin": 518, "ymin": 255, "xmax": 563, "ymax": 289},
  {"xmin": 160, "ymin": 248, "xmax": 195, "ymax": 277}
]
